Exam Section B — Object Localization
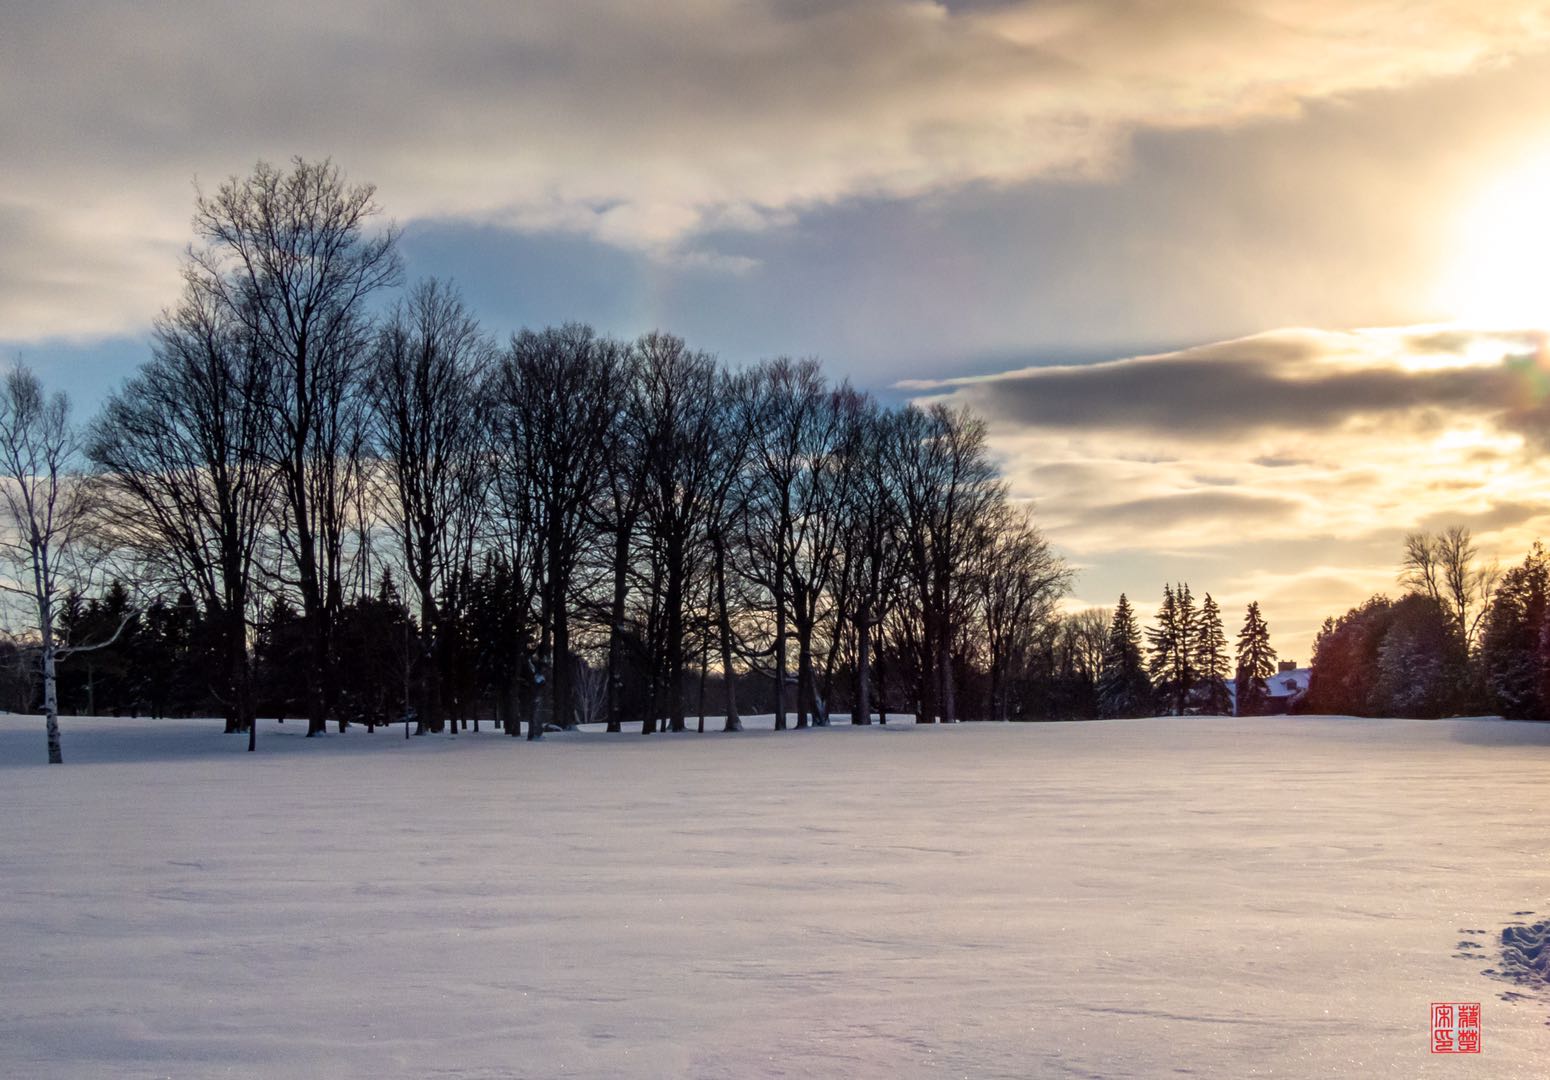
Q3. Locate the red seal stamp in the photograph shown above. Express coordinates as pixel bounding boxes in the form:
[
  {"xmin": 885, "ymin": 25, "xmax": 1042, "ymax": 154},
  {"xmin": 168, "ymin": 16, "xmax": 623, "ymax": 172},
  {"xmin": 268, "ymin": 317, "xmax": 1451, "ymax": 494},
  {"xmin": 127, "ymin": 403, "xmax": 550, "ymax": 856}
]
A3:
[{"xmin": 1431, "ymin": 1002, "xmax": 1481, "ymax": 1053}]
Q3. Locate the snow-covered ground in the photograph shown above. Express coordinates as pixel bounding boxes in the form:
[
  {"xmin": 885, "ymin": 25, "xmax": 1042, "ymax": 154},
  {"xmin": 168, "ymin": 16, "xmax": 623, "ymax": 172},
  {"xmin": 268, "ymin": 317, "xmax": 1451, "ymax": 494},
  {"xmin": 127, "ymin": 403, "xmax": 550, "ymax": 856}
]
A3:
[{"xmin": 3, "ymin": 712, "xmax": 1549, "ymax": 1078}]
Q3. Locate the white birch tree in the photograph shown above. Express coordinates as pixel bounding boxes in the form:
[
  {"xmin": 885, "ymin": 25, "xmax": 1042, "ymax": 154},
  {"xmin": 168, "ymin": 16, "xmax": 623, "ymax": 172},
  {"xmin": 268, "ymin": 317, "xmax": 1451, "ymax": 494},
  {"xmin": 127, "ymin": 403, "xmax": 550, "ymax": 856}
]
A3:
[{"xmin": 0, "ymin": 363, "xmax": 102, "ymax": 763}]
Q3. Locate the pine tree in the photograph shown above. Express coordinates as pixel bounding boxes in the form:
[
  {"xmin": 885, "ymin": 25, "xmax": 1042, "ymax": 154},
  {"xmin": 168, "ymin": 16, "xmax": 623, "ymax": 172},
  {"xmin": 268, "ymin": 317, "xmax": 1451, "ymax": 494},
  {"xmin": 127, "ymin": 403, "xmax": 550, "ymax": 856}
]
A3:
[
  {"xmin": 1478, "ymin": 543, "xmax": 1548, "ymax": 719},
  {"xmin": 1173, "ymin": 583, "xmax": 1197, "ymax": 711},
  {"xmin": 1147, "ymin": 583, "xmax": 1200, "ymax": 714},
  {"xmin": 1191, "ymin": 593, "xmax": 1232, "ymax": 714},
  {"xmin": 1097, "ymin": 594, "xmax": 1152, "ymax": 718},
  {"xmin": 1234, "ymin": 601, "xmax": 1277, "ymax": 716},
  {"xmin": 1146, "ymin": 585, "xmax": 1179, "ymax": 713}
]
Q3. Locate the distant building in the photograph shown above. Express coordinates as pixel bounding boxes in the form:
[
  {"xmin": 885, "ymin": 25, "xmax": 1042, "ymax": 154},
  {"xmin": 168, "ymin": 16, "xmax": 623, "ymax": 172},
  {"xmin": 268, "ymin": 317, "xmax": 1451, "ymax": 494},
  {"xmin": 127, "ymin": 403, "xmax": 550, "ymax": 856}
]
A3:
[
  {"xmin": 1263, "ymin": 667, "xmax": 1310, "ymax": 714},
  {"xmin": 1226, "ymin": 665, "xmax": 1310, "ymax": 715}
]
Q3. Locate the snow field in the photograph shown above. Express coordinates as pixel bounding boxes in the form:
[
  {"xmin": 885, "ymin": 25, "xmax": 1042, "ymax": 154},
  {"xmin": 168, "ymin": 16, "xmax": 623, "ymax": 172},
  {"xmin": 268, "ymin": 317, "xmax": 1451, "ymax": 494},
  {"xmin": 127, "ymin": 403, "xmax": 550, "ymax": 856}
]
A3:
[{"xmin": 3, "ymin": 713, "xmax": 1549, "ymax": 1078}]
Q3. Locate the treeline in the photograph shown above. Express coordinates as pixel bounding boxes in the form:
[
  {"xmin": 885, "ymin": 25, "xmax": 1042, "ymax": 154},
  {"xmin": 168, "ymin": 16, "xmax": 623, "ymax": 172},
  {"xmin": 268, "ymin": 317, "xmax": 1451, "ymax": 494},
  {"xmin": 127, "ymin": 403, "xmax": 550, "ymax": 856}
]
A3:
[
  {"xmin": 1088, "ymin": 588, "xmax": 1280, "ymax": 719},
  {"xmin": 7, "ymin": 157, "xmax": 1082, "ymax": 759},
  {"xmin": 1303, "ymin": 527, "xmax": 1550, "ymax": 720}
]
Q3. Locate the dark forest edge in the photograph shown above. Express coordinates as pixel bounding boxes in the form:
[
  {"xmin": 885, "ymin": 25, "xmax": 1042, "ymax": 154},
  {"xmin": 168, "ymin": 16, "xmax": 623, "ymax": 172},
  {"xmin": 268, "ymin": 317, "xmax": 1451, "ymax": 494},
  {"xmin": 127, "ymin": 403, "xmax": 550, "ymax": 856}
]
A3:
[{"xmin": 0, "ymin": 159, "xmax": 1534, "ymax": 762}]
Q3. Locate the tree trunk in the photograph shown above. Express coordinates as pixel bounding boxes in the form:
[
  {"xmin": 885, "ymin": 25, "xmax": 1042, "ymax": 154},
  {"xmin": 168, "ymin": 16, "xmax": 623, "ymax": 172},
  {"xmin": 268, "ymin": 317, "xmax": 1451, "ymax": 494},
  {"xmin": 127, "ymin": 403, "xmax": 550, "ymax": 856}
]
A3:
[
  {"xmin": 794, "ymin": 636, "xmax": 809, "ymax": 728},
  {"xmin": 420, "ymin": 594, "xmax": 443, "ymax": 735},
  {"xmin": 990, "ymin": 661, "xmax": 1003, "ymax": 724},
  {"xmin": 917, "ymin": 605, "xmax": 937, "ymax": 723},
  {"xmin": 550, "ymin": 536, "xmax": 572, "ymax": 730},
  {"xmin": 505, "ymin": 670, "xmax": 522, "ymax": 737},
  {"xmin": 42, "ymin": 634, "xmax": 61, "ymax": 765},
  {"xmin": 528, "ymin": 656, "xmax": 544, "ymax": 740},
  {"xmin": 716, "ymin": 538, "xmax": 741, "ymax": 732},
  {"xmin": 937, "ymin": 609, "xmax": 956, "ymax": 724},
  {"xmin": 697, "ymin": 626, "xmax": 708, "ymax": 734},
  {"xmin": 307, "ymin": 605, "xmax": 328, "ymax": 736},
  {"xmin": 605, "ymin": 521, "xmax": 631, "ymax": 733},
  {"xmin": 855, "ymin": 611, "xmax": 872, "ymax": 725},
  {"xmin": 528, "ymin": 645, "xmax": 545, "ymax": 741},
  {"xmin": 665, "ymin": 533, "xmax": 686, "ymax": 734},
  {"xmin": 237, "ymin": 624, "xmax": 257, "ymax": 753},
  {"xmin": 773, "ymin": 557, "xmax": 787, "ymax": 731},
  {"xmin": 293, "ymin": 482, "xmax": 330, "ymax": 739},
  {"xmin": 795, "ymin": 620, "xmax": 814, "ymax": 728}
]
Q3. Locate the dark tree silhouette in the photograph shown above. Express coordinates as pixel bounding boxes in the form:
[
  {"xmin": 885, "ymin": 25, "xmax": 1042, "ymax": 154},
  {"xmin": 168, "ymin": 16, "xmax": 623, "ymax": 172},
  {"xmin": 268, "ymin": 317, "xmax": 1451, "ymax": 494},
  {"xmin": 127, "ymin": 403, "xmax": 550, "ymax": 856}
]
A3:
[
  {"xmin": 1097, "ymin": 595, "xmax": 1152, "ymax": 719},
  {"xmin": 190, "ymin": 157, "xmax": 401, "ymax": 736},
  {"xmin": 91, "ymin": 277, "xmax": 276, "ymax": 747},
  {"xmin": 366, "ymin": 278, "xmax": 493, "ymax": 734},
  {"xmin": 1233, "ymin": 601, "xmax": 1277, "ymax": 716},
  {"xmin": 1191, "ymin": 593, "xmax": 1232, "ymax": 714}
]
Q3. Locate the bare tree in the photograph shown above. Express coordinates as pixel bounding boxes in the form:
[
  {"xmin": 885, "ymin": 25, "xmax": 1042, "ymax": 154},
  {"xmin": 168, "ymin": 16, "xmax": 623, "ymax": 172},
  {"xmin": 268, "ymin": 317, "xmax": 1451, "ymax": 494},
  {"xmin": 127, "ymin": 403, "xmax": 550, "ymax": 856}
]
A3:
[
  {"xmin": 593, "ymin": 351, "xmax": 649, "ymax": 734},
  {"xmin": 1064, "ymin": 607, "xmax": 1112, "ymax": 683},
  {"xmin": 1401, "ymin": 526, "xmax": 1498, "ymax": 647},
  {"xmin": 702, "ymin": 369, "xmax": 752, "ymax": 732},
  {"xmin": 738, "ymin": 360, "xmax": 807, "ymax": 730},
  {"xmin": 90, "ymin": 277, "xmax": 278, "ymax": 749},
  {"xmin": 190, "ymin": 157, "xmax": 401, "ymax": 735},
  {"xmin": 739, "ymin": 358, "xmax": 856, "ymax": 728},
  {"xmin": 1400, "ymin": 532, "xmax": 1441, "ymax": 605},
  {"xmin": 494, "ymin": 324, "xmax": 625, "ymax": 738},
  {"xmin": 634, "ymin": 334, "xmax": 724, "ymax": 734},
  {"xmin": 0, "ymin": 364, "xmax": 110, "ymax": 763},
  {"xmin": 886, "ymin": 404, "xmax": 999, "ymax": 723},
  {"xmin": 366, "ymin": 279, "xmax": 493, "ymax": 734},
  {"xmin": 836, "ymin": 401, "xmax": 903, "ymax": 724},
  {"xmin": 785, "ymin": 382, "xmax": 864, "ymax": 727},
  {"xmin": 573, "ymin": 656, "xmax": 608, "ymax": 726},
  {"xmin": 973, "ymin": 504, "xmax": 1070, "ymax": 721}
]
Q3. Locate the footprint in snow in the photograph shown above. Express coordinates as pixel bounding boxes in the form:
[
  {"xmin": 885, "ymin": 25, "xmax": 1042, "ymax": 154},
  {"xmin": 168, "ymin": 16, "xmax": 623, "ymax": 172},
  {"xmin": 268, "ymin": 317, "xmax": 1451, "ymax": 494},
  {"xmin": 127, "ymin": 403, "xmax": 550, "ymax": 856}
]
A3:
[{"xmin": 1473, "ymin": 913, "xmax": 1550, "ymax": 1020}]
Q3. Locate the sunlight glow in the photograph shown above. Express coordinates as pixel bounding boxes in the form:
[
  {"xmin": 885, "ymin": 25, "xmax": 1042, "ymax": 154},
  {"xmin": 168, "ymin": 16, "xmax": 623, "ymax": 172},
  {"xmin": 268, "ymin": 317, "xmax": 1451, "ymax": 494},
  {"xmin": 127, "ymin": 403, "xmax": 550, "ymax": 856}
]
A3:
[
  {"xmin": 1432, "ymin": 426, "xmax": 1523, "ymax": 454},
  {"xmin": 1439, "ymin": 152, "xmax": 1550, "ymax": 328}
]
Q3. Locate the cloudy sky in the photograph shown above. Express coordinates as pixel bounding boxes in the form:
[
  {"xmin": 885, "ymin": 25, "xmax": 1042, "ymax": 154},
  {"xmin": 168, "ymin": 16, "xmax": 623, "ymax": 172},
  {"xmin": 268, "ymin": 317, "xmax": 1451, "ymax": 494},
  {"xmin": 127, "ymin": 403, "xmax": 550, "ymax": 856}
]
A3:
[{"xmin": 8, "ymin": 0, "xmax": 1550, "ymax": 659}]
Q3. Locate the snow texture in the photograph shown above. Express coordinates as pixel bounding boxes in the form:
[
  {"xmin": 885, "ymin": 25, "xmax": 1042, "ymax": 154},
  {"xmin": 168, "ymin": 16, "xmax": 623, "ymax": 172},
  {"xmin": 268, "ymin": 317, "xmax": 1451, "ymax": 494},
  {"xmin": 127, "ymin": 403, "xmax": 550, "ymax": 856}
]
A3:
[
  {"xmin": 1480, "ymin": 917, "xmax": 1550, "ymax": 999},
  {"xmin": 3, "ymin": 712, "xmax": 1549, "ymax": 1078}
]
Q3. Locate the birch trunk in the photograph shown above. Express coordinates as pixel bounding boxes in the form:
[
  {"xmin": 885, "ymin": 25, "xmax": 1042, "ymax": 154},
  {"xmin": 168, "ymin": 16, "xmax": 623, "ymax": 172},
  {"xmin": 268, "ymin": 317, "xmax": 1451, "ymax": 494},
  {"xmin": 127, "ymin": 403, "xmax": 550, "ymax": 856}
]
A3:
[{"xmin": 42, "ymin": 629, "xmax": 61, "ymax": 765}]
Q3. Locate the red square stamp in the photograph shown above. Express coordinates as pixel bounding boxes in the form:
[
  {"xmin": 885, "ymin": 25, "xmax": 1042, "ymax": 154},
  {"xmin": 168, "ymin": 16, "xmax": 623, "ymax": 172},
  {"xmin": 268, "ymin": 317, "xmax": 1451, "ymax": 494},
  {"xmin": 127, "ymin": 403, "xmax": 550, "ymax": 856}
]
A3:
[{"xmin": 1431, "ymin": 1002, "xmax": 1481, "ymax": 1054}]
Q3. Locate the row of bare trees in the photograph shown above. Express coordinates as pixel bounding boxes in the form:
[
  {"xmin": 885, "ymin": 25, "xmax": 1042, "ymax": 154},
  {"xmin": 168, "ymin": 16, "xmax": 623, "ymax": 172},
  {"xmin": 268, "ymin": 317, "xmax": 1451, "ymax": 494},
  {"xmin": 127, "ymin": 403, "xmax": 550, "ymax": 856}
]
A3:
[{"xmin": 9, "ymin": 158, "xmax": 1071, "ymax": 759}]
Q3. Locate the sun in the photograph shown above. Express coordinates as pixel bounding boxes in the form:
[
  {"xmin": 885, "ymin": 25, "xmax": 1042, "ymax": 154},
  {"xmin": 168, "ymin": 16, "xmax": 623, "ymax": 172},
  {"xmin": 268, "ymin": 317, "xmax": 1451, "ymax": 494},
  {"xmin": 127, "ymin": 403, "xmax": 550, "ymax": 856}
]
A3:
[{"xmin": 1438, "ymin": 152, "xmax": 1550, "ymax": 329}]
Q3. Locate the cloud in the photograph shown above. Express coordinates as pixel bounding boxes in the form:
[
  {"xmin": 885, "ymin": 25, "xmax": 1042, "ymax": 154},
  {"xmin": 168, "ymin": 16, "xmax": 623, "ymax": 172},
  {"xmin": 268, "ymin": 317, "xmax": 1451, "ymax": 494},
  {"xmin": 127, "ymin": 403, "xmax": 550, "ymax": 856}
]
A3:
[
  {"xmin": 5, "ymin": 1, "xmax": 1550, "ymax": 338},
  {"xmin": 909, "ymin": 327, "xmax": 1550, "ymax": 437},
  {"xmin": 936, "ymin": 324, "xmax": 1550, "ymax": 660},
  {"xmin": 1079, "ymin": 490, "xmax": 1303, "ymax": 531}
]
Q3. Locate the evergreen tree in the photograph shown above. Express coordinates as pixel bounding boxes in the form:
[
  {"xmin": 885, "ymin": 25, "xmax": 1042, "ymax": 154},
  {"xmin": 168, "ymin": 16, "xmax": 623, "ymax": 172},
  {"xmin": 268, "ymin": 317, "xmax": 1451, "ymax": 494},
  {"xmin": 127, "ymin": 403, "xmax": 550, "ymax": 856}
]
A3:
[
  {"xmin": 1479, "ymin": 543, "xmax": 1549, "ymax": 720},
  {"xmin": 1374, "ymin": 593, "xmax": 1468, "ymax": 718},
  {"xmin": 79, "ymin": 582, "xmax": 139, "ymax": 717},
  {"xmin": 1098, "ymin": 594, "xmax": 1153, "ymax": 718},
  {"xmin": 1191, "ymin": 593, "xmax": 1232, "ymax": 714},
  {"xmin": 335, "ymin": 569, "xmax": 417, "ymax": 732},
  {"xmin": 1173, "ymin": 583, "xmax": 1197, "ymax": 711},
  {"xmin": 1146, "ymin": 584, "xmax": 1177, "ymax": 711},
  {"xmin": 254, "ymin": 598, "xmax": 306, "ymax": 722},
  {"xmin": 1147, "ymin": 584, "xmax": 1199, "ymax": 714},
  {"xmin": 1303, "ymin": 596, "xmax": 1396, "ymax": 716},
  {"xmin": 1234, "ymin": 600, "xmax": 1277, "ymax": 716}
]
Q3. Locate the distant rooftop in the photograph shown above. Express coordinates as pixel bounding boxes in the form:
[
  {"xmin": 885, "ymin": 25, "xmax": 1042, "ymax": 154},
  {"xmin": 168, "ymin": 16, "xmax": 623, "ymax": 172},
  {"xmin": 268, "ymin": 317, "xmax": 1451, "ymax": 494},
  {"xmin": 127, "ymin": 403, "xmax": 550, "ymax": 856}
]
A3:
[{"xmin": 1267, "ymin": 668, "xmax": 1310, "ymax": 698}]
